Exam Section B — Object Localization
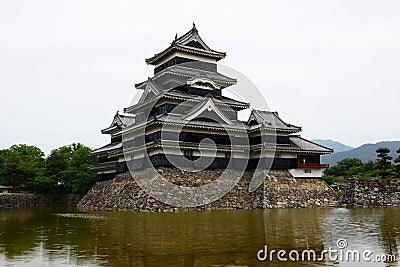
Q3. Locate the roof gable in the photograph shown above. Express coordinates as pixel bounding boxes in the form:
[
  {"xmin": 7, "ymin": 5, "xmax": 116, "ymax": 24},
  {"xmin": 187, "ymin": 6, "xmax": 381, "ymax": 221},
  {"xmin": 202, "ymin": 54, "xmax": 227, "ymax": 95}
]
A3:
[
  {"xmin": 186, "ymin": 40, "xmax": 206, "ymax": 50},
  {"xmin": 101, "ymin": 111, "xmax": 124, "ymax": 134},
  {"xmin": 111, "ymin": 112, "xmax": 124, "ymax": 127},
  {"xmin": 137, "ymin": 78, "xmax": 161, "ymax": 104},
  {"xmin": 186, "ymin": 74, "xmax": 222, "ymax": 90},
  {"xmin": 145, "ymin": 24, "xmax": 226, "ymax": 65},
  {"xmin": 248, "ymin": 113, "xmax": 261, "ymax": 126},
  {"xmin": 182, "ymin": 97, "xmax": 234, "ymax": 125},
  {"xmin": 174, "ymin": 23, "xmax": 212, "ymax": 51}
]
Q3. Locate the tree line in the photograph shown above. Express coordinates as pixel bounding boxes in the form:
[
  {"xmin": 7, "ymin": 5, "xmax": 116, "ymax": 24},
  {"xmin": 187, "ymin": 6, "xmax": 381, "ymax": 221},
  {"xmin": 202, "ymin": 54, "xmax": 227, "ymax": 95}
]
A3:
[
  {"xmin": 324, "ymin": 147, "xmax": 400, "ymax": 183},
  {"xmin": 0, "ymin": 143, "xmax": 98, "ymax": 194}
]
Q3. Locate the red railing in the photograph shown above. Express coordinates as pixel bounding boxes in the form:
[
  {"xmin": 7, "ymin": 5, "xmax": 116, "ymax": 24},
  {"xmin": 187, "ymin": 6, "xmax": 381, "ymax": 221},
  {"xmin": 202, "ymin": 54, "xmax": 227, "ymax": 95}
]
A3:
[{"xmin": 298, "ymin": 163, "xmax": 329, "ymax": 169}]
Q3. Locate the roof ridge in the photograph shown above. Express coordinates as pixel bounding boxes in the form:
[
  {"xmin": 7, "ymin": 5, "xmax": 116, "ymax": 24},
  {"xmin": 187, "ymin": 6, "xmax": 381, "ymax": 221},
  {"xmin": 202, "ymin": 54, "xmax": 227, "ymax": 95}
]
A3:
[
  {"xmin": 271, "ymin": 111, "xmax": 301, "ymax": 129},
  {"xmin": 174, "ymin": 23, "xmax": 197, "ymax": 44},
  {"xmin": 145, "ymin": 24, "xmax": 226, "ymax": 65}
]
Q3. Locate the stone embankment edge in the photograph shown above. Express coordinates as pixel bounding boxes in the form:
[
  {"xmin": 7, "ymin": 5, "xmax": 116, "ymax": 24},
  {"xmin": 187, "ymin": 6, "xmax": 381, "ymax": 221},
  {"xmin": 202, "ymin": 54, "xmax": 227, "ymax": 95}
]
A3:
[
  {"xmin": 78, "ymin": 168, "xmax": 341, "ymax": 211},
  {"xmin": 341, "ymin": 178, "xmax": 400, "ymax": 207},
  {"xmin": 0, "ymin": 194, "xmax": 84, "ymax": 208}
]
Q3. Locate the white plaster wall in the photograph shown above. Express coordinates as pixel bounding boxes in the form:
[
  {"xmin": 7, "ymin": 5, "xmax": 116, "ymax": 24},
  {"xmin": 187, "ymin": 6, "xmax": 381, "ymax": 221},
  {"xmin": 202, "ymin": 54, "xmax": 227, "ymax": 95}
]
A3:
[
  {"xmin": 250, "ymin": 151, "xmax": 278, "ymax": 158},
  {"xmin": 289, "ymin": 168, "xmax": 323, "ymax": 178},
  {"xmin": 275, "ymin": 152, "xmax": 297, "ymax": 158}
]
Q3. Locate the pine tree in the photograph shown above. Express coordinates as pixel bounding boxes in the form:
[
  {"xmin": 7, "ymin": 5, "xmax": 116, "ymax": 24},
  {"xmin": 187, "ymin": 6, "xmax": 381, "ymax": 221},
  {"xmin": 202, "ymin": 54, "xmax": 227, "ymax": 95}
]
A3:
[
  {"xmin": 375, "ymin": 147, "xmax": 393, "ymax": 179},
  {"xmin": 395, "ymin": 148, "xmax": 400, "ymax": 178}
]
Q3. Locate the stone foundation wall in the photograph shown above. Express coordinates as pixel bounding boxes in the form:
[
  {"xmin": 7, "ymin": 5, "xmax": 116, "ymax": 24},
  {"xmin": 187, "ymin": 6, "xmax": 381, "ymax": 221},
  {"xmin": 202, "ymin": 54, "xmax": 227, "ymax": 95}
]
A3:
[
  {"xmin": 342, "ymin": 178, "xmax": 400, "ymax": 207},
  {"xmin": 78, "ymin": 168, "xmax": 339, "ymax": 211},
  {"xmin": 0, "ymin": 194, "xmax": 84, "ymax": 208}
]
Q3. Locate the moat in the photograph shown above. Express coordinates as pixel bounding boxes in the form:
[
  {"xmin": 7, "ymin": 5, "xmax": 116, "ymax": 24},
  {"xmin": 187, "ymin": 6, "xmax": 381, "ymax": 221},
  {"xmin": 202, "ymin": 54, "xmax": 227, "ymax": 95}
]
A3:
[{"xmin": 0, "ymin": 207, "xmax": 399, "ymax": 266}]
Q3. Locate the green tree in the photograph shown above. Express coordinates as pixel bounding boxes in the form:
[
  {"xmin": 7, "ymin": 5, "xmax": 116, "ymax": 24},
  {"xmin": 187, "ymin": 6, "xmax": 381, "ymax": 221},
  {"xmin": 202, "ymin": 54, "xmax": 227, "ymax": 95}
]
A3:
[
  {"xmin": 45, "ymin": 145, "xmax": 75, "ymax": 190},
  {"xmin": 363, "ymin": 160, "xmax": 375, "ymax": 172},
  {"xmin": 29, "ymin": 167, "xmax": 56, "ymax": 193},
  {"xmin": 0, "ymin": 149, "xmax": 10, "ymax": 185},
  {"xmin": 324, "ymin": 158, "xmax": 363, "ymax": 178},
  {"xmin": 67, "ymin": 145, "xmax": 98, "ymax": 194},
  {"xmin": 395, "ymin": 148, "xmax": 400, "ymax": 178},
  {"xmin": 375, "ymin": 147, "xmax": 393, "ymax": 179},
  {"xmin": 46, "ymin": 143, "xmax": 97, "ymax": 193},
  {"xmin": 4, "ymin": 145, "xmax": 45, "ymax": 191},
  {"xmin": 0, "ymin": 143, "xmax": 97, "ymax": 194},
  {"xmin": 71, "ymin": 146, "xmax": 98, "ymax": 193}
]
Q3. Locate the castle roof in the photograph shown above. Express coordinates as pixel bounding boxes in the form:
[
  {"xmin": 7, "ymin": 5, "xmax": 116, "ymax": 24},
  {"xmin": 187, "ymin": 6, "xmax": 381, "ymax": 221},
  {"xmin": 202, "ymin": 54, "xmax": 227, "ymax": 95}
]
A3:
[
  {"xmin": 135, "ymin": 65, "xmax": 237, "ymax": 90},
  {"xmin": 248, "ymin": 109, "xmax": 302, "ymax": 133},
  {"xmin": 145, "ymin": 24, "xmax": 226, "ymax": 65},
  {"xmin": 124, "ymin": 86, "xmax": 249, "ymax": 114},
  {"xmin": 101, "ymin": 111, "xmax": 136, "ymax": 134},
  {"xmin": 289, "ymin": 136, "xmax": 333, "ymax": 154},
  {"xmin": 91, "ymin": 142, "xmax": 122, "ymax": 156},
  {"xmin": 250, "ymin": 136, "xmax": 333, "ymax": 154}
]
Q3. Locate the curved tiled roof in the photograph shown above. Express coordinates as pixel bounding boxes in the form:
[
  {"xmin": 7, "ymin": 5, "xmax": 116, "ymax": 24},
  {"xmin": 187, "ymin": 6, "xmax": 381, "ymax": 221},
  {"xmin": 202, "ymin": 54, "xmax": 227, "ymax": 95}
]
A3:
[
  {"xmin": 289, "ymin": 136, "xmax": 333, "ymax": 154},
  {"xmin": 91, "ymin": 143, "xmax": 122, "ymax": 156},
  {"xmin": 135, "ymin": 65, "xmax": 237, "ymax": 89},
  {"xmin": 145, "ymin": 24, "xmax": 226, "ymax": 65},
  {"xmin": 248, "ymin": 109, "xmax": 302, "ymax": 132}
]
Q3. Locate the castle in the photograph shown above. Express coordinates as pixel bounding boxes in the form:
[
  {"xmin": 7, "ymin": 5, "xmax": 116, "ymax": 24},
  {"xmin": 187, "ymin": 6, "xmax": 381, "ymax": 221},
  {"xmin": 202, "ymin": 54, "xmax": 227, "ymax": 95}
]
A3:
[{"xmin": 90, "ymin": 24, "xmax": 332, "ymax": 182}]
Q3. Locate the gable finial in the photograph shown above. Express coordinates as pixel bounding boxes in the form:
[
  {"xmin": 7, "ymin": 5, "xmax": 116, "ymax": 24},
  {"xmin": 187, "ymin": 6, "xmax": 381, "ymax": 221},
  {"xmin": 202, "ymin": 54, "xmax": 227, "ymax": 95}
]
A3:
[
  {"xmin": 175, "ymin": 33, "xmax": 177, "ymax": 41},
  {"xmin": 192, "ymin": 22, "xmax": 197, "ymax": 31}
]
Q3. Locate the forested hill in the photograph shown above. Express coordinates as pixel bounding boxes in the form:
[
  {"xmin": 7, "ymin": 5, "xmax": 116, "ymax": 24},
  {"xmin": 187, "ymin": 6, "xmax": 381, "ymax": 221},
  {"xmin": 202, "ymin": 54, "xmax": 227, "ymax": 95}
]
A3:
[
  {"xmin": 321, "ymin": 141, "xmax": 400, "ymax": 166},
  {"xmin": 311, "ymin": 139, "xmax": 353, "ymax": 153}
]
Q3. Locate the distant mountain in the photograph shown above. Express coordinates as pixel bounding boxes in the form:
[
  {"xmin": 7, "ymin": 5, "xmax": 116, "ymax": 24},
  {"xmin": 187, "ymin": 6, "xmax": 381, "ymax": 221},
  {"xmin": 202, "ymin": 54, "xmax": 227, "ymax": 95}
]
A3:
[
  {"xmin": 311, "ymin": 139, "xmax": 354, "ymax": 153},
  {"xmin": 321, "ymin": 141, "xmax": 400, "ymax": 166}
]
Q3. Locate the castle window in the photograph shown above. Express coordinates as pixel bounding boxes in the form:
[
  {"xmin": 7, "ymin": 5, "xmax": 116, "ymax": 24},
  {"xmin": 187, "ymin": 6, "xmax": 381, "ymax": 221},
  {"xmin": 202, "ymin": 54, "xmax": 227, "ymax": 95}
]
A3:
[{"xmin": 183, "ymin": 149, "xmax": 193, "ymax": 159}]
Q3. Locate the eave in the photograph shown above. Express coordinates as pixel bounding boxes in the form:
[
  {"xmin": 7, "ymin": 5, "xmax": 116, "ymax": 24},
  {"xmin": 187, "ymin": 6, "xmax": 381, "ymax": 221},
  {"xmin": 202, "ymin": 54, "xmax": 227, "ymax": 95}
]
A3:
[
  {"xmin": 135, "ymin": 66, "xmax": 237, "ymax": 90},
  {"xmin": 145, "ymin": 44, "xmax": 226, "ymax": 65},
  {"xmin": 112, "ymin": 140, "xmax": 248, "ymax": 157},
  {"xmin": 101, "ymin": 125, "xmax": 119, "ymax": 135},
  {"xmin": 123, "ymin": 92, "xmax": 249, "ymax": 114},
  {"xmin": 91, "ymin": 143, "xmax": 123, "ymax": 156},
  {"xmin": 89, "ymin": 161, "xmax": 118, "ymax": 171},
  {"xmin": 250, "ymin": 144, "xmax": 333, "ymax": 154},
  {"xmin": 247, "ymin": 125, "xmax": 302, "ymax": 134}
]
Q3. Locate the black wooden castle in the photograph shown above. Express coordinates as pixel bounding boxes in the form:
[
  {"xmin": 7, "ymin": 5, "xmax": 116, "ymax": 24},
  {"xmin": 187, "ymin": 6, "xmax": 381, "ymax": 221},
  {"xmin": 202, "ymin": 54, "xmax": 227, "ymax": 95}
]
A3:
[{"xmin": 91, "ymin": 25, "xmax": 332, "ymax": 181}]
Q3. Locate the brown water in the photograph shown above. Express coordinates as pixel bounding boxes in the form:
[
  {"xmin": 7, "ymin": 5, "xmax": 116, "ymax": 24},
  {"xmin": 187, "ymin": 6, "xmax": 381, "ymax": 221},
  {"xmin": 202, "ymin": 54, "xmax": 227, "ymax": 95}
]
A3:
[{"xmin": 0, "ymin": 207, "xmax": 399, "ymax": 266}]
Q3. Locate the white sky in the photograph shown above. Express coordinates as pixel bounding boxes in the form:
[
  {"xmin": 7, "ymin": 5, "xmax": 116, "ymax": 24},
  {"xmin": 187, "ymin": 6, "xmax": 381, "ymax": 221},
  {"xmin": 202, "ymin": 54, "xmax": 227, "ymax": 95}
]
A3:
[{"xmin": 0, "ymin": 0, "xmax": 399, "ymax": 154}]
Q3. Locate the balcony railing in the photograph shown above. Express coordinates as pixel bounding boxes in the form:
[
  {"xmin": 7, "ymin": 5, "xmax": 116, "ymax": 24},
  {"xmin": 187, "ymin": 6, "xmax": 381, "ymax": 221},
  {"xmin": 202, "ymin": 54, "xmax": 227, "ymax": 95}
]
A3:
[{"xmin": 298, "ymin": 163, "xmax": 329, "ymax": 169}]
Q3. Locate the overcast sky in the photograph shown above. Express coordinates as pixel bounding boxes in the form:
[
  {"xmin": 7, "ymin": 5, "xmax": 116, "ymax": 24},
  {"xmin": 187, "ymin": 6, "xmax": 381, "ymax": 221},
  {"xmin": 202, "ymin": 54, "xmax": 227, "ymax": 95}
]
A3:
[{"xmin": 1, "ymin": 0, "xmax": 399, "ymax": 154}]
